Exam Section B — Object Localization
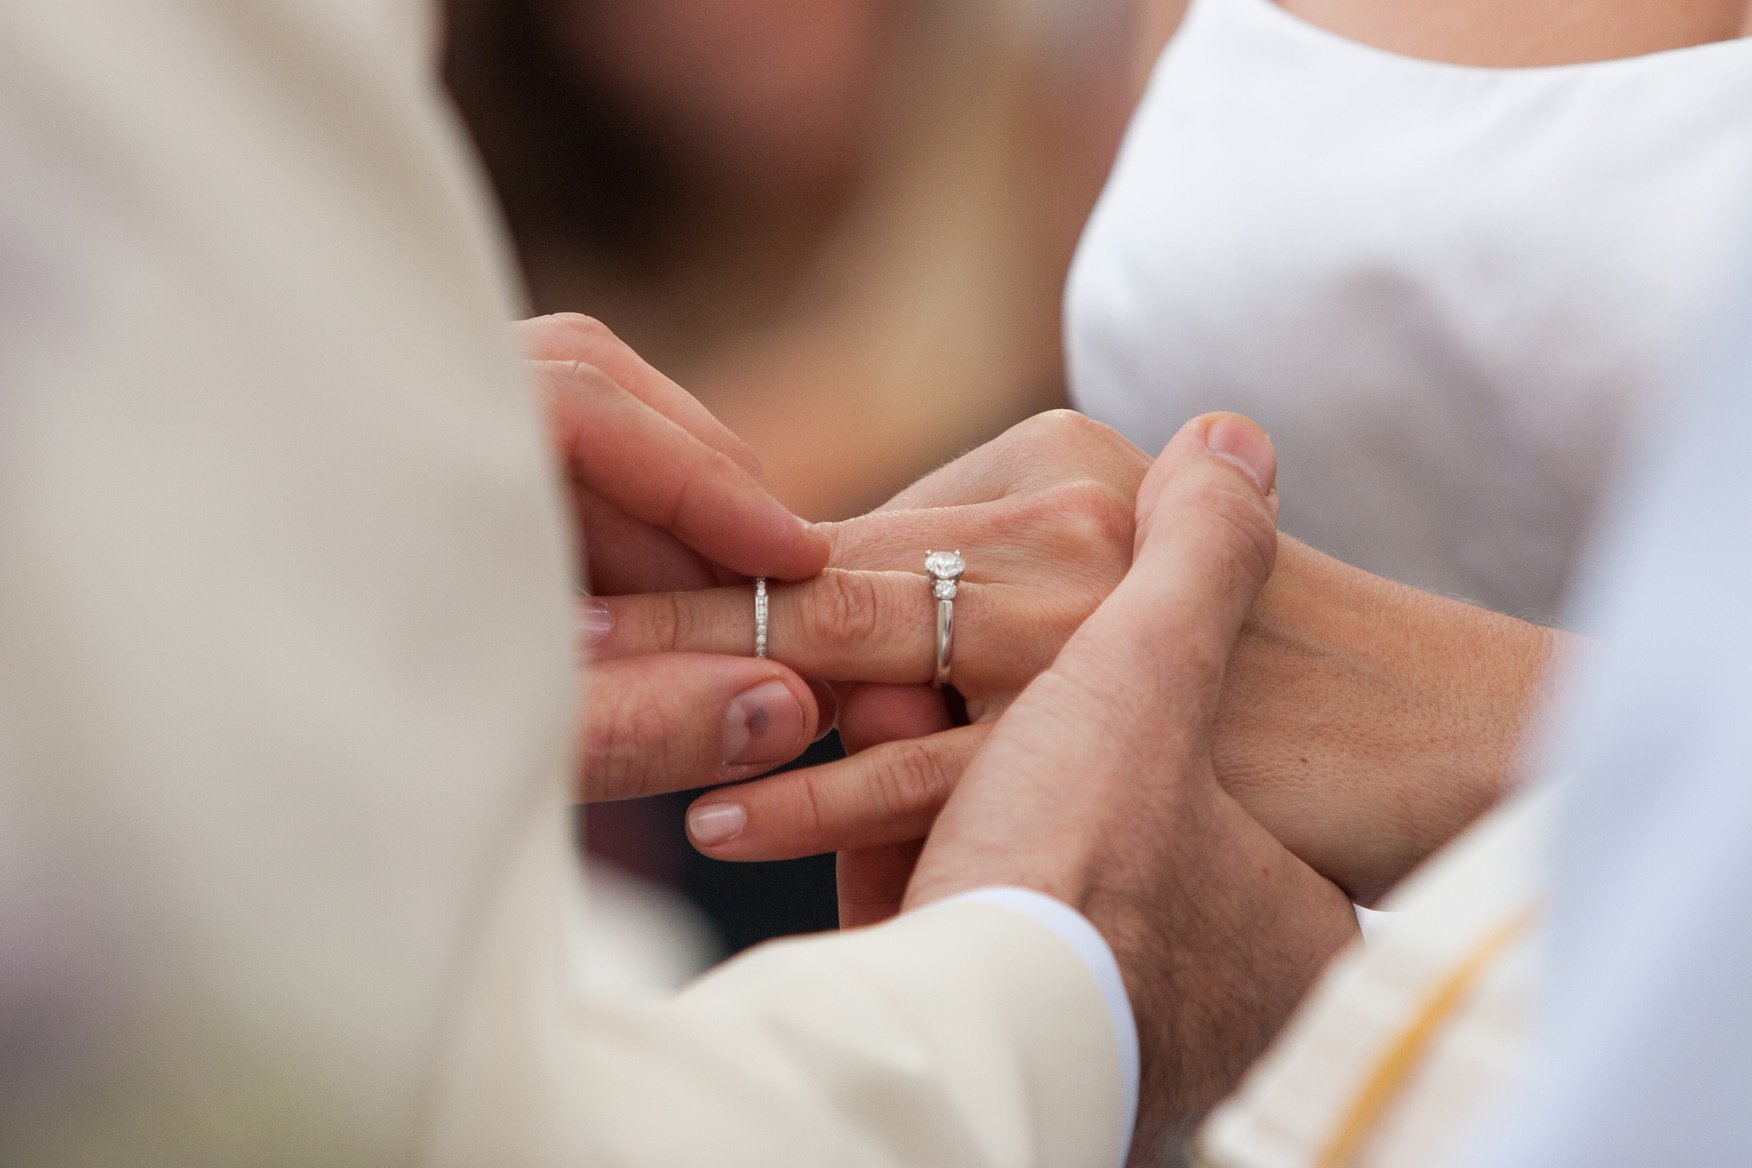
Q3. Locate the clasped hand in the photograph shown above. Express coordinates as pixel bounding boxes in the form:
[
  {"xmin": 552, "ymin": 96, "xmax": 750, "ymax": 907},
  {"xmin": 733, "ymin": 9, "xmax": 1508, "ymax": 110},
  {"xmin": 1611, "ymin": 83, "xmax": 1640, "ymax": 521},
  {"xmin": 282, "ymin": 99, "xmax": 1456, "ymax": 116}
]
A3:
[
  {"xmin": 537, "ymin": 313, "xmax": 1563, "ymax": 1146},
  {"xmin": 540, "ymin": 314, "xmax": 1359, "ymax": 1143}
]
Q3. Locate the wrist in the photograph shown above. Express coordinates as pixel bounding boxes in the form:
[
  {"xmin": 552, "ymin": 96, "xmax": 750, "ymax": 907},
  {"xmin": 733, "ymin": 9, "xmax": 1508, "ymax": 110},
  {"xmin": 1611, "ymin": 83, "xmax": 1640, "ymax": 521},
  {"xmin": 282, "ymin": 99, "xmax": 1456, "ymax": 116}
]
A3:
[{"xmin": 1216, "ymin": 538, "xmax": 1557, "ymax": 901}]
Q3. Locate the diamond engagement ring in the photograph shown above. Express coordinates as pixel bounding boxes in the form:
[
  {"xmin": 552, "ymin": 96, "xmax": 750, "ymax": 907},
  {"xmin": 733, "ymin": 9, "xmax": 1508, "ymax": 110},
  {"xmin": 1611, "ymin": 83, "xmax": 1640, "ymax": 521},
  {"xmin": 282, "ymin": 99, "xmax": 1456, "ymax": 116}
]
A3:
[
  {"xmin": 754, "ymin": 577, "xmax": 769, "ymax": 659},
  {"xmin": 924, "ymin": 550, "xmax": 964, "ymax": 688}
]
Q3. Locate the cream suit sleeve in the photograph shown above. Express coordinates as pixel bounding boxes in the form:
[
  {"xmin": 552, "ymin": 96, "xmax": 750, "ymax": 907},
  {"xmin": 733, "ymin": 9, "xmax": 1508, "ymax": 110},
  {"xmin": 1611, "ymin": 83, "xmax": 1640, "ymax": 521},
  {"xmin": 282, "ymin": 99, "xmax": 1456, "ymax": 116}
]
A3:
[{"xmin": 0, "ymin": 3, "xmax": 1130, "ymax": 1166}]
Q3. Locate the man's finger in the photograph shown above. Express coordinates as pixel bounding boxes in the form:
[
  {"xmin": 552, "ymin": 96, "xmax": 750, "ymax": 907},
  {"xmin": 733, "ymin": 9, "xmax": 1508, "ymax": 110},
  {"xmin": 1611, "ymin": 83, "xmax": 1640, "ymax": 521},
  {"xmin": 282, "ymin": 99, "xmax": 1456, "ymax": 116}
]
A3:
[
  {"xmin": 1055, "ymin": 413, "xmax": 1279, "ymax": 711},
  {"xmin": 537, "ymin": 358, "xmax": 828, "ymax": 581},
  {"xmin": 837, "ymin": 683, "xmax": 951, "ymax": 754},
  {"xmin": 575, "ymin": 493, "xmax": 718, "ymax": 595},
  {"xmin": 519, "ymin": 313, "xmax": 767, "ymax": 481},
  {"xmin": 837, "ymin": 841, "xmax": 923, "ymax": 929},
  {"xmin": 581, "ymin": 654, "xmax": 821, "ymax": 802},
  {"xmin": 684, "ymin": 723, "xmax": 987, "ymax": 859}
]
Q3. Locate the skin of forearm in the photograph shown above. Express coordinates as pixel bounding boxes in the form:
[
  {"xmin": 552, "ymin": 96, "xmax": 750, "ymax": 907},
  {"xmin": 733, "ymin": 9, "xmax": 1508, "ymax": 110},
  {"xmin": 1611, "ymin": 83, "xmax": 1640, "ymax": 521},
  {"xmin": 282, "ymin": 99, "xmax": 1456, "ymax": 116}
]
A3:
[{"xmin": 1211, "ymin": 537, "xmax": 1563, "ymax": 904}]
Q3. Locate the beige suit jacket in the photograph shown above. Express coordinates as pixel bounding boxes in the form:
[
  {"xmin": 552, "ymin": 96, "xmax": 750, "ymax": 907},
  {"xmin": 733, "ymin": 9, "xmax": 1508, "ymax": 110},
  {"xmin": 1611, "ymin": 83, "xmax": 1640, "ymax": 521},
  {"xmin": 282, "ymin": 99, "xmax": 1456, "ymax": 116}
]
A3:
[{"xmin": 0, "ymin": 4, "xmax": 1126, "ymax": 1164}]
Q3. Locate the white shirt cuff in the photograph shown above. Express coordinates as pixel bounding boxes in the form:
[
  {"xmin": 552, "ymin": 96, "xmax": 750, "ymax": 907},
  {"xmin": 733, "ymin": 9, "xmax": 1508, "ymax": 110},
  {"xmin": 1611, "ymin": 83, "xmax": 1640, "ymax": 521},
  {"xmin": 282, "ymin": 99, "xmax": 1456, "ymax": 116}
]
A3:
[{"xmin": 938, "ymin": 886, "xmax": 1140, "ymax": 1167}]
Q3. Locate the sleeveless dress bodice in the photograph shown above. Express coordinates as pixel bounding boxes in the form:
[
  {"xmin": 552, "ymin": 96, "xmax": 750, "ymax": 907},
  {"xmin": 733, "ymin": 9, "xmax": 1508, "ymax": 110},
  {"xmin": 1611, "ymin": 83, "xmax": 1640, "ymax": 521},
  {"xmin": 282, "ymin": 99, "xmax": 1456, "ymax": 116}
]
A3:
[{"xmin": 1066, "ymin": 0, "xmax": 1752, "ymax": 617}]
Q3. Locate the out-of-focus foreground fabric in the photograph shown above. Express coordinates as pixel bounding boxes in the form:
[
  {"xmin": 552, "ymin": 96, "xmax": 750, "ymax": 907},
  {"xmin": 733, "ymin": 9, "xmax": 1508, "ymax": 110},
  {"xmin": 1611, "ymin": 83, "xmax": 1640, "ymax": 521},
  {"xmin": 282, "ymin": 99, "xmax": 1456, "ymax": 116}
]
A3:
[{"xmin": 0, "ymin": 4, "xmax": 1126, "ymax": 1165}]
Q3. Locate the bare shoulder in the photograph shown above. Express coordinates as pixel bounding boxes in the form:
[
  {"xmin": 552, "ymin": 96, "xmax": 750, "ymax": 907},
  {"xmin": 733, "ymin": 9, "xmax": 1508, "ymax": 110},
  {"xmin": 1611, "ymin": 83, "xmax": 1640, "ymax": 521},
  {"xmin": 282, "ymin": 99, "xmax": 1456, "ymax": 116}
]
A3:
[{"xmin": 1274, "ymin": 0, "xmax": 1751, "ymax": 66}]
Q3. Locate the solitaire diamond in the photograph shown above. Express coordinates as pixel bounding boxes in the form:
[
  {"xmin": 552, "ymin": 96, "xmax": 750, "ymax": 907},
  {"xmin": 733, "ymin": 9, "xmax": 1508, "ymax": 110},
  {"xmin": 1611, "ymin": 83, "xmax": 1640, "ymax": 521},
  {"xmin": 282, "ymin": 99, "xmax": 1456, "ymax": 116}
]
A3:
[
  {"xmin": 924, "ymin": 550, "xmax": 962, "ymax": 690},
  {"xmin": 924, "ymin": 550, "xmax": 965, "ymax": 581}
]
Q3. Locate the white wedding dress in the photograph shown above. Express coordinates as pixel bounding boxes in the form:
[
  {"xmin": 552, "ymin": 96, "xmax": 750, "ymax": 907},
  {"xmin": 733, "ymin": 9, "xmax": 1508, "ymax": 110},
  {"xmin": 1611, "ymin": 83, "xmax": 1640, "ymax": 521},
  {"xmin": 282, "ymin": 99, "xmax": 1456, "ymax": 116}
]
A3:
[
  {"xmin": 1066, "ymin": 0, "xmax": 1752, "ymax": 620},
  {"xmin": 1059, "ymin": 8, "xmax": 1752, "ymax": 1160}
]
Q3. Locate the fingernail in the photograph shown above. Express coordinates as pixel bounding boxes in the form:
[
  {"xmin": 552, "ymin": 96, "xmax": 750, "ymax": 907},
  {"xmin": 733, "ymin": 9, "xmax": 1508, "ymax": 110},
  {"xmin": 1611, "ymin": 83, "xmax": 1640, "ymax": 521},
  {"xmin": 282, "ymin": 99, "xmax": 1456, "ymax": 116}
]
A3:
[
  {"xmin": 724, "ymin": 679, "xmax": 806, "ymax": 767},
  {"xmin": 801, "ymin": 517, "xmax": 833, "ymax": 554},
  {"xmin": 577, "ymin": 600, "xmax": 614, "ymax": 647},
  {"xmin": 808, "ymin": 681, "xmax": 839, "ymax": 742},
  {"xmin": 1204, "ymin": 415, "xmax": 1277, "ymax": 494},
  {"xmin": 688, "ymin": 801, "xmax": 747, "ymax": 847}
]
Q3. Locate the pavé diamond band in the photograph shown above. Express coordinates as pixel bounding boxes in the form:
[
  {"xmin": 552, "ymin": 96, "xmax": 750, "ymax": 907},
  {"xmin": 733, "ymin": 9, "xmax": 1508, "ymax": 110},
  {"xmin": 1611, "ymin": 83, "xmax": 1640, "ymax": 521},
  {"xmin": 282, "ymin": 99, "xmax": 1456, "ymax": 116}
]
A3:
[{"xmin": 753, "ymin": 576, "xmax": 769, "ymax": 659}]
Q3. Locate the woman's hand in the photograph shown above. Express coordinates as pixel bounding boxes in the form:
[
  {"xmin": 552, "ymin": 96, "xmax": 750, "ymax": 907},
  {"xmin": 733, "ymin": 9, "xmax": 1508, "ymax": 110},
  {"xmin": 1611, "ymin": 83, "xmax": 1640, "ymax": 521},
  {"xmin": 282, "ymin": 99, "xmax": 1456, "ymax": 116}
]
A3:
[
  {"xmin": 679, "ymin": 536, "xmax": 1558, "ymax": 910},
  {"xmin": 582, "ymin": 410, "xmax": 1149, "ymax": 833},
  {"xmin": 585, "ymin": 408, "xmax": 1147, "ymax": 703},
  {"xmin": 524, "ymin": 314, "xmax": 835, "ymax": 801},
  {"xmin": 634, "ymin": 412, "xmax": 1557, "ymax": 910},
  {"xmin": 1206, "ymin": 541, "xmax": 1560, "ymax": 901},
  {"xmin": 901, "ymin": 413, "xmax": 1355, "ymax": 1144}
]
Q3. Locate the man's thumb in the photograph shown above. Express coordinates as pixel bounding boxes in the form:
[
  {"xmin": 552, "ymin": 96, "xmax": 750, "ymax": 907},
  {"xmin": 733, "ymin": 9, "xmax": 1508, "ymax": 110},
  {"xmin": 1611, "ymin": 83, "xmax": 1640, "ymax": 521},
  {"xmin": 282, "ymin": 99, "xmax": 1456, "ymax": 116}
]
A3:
[{"xmin": 1074, "ymin": 413, "xmax": 1280, "ymax": 699}]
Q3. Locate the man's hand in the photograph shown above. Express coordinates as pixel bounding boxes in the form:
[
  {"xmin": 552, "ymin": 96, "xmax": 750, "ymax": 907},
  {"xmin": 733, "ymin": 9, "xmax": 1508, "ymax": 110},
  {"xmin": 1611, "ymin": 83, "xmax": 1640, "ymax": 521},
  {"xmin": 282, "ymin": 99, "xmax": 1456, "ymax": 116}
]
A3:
[
  {"xmin": 522, "ymin": 314, "xmax": 833, "ymax": 800},
  {"xmin": 581, "ymin": 408, "xmax": 1147, "ymax": 829},
  {"xmin": 660, "ymin": 406, "xmax": 1552, "ymax": 907},
  {"xmin": 907, "ymin": 414, "xmax": 1355, "ymax": 1149}
]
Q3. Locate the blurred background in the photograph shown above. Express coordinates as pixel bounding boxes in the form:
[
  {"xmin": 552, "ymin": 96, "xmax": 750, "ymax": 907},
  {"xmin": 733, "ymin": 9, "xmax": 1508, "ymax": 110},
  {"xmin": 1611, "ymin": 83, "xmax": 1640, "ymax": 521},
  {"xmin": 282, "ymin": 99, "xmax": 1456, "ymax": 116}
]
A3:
[{"xmin": 442, "ymin": 0, "xmax": 1160, "ymax": 979}]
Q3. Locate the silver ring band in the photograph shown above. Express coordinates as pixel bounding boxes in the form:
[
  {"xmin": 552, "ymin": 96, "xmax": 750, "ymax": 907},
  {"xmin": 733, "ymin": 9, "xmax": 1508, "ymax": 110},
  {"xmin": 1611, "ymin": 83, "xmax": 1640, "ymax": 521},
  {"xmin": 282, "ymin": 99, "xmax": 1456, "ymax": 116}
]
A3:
[
  {"xmin": 934, "ymin": 596, "xmax": 954, "ymax": 688},
  {"xmin": 754, "ymin": 577, "xmax": 769, "ymax": 659},
  {"xmin": 924, "ymin": 550, "xmax": 964, "ymax": 689}
]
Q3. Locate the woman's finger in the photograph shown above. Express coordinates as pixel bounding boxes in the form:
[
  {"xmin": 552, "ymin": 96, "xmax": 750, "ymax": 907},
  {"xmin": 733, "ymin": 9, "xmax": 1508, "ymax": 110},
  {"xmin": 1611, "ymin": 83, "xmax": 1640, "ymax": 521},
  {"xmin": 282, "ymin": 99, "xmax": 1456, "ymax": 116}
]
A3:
[
  {"xmin": 588, "ymin": 568, "xmax": 1036, "ymax": 687},
  {"xmin": 536, "ymin": 358, "xmax": 828, "ymax": 581},
  {"xmin": 519, "ymin": 313, "xmax": 768, "ymax": 481},
  {"xmin": 837, "ymin": 841, "xmax": 923, "ymax": 929},
  {"xmin": 684, "ymin": 723, "xmax": 988, "ymax": 859},
  {"xmin": 580, "ymin": 653, "xmax": 821, "ymax": 802},
  {"xmin": 837, "ymin": 683, "xmax": 951, "ymax": 753}
]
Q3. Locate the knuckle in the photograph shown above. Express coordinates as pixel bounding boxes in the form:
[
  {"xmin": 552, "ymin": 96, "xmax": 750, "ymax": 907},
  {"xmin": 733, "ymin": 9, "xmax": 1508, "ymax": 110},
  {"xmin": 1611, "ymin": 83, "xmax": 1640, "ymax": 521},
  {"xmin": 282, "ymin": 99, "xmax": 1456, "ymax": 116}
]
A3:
[
  {"xmin": 723, "ymin": 434, "xmax": 766, "ymax": 478},
  {"xmin": 654, "ymin": 590, "xmax": 695, "ymax": 653},
  {"xmin": 1033, "ymin": 407, "xmax": 1095, "ymax": 438},
  {"xmin": 792, "ymin": 770, "xmax": 827, "ymax": 839},
  {"xmin": 1041, "ymin": 479, "xmax": 1136, "ymax": 559},
  {"xmin": 540, "ymin": 356, "xmax": 616, "ymax": 400},
  {"xmin": 1025, "ymin": 408, "xmax": 1123, "ymax": 453},
  {"xmin": 812, "ymin": 570, "xmax": 885, "ymax": 649},
  {"xmin": 545, "ymin": 312, "xmax": 620, "ymax": 348},
  {"xmin": 872, "ymin": 740, "xmax": 952, "ymax": 817},
  {"xmin": 585, "ymin": 691, "xmax": 687, "ymax": 797},
  {"xmin": 817, "ymin": 519, "xmax": 853, "ymax": 565}
]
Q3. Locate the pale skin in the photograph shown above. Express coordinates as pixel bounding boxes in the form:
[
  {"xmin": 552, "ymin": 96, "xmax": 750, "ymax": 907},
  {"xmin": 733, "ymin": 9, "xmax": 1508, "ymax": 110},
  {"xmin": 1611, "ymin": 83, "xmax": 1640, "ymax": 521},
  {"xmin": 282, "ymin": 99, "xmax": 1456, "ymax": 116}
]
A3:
[
  {"xmin": 528, "ymin": 317, "xmax": 1357, "ymax": 1144},
  {"xmin": 1270, "ymin": 0, "xmax": 1752, "ymax": 67},
  {"xmin": 543, "ymin": 317, "xmax": 1549, "ymax": 921},
  {"xmin": 549, "ymin": 352, "xmax": 1547, "ymax": 1152},
  {"xmin": 541, "ymin": 5, "xmax": 1752, "ymax": 1147},
  {"xmin": 572, "ymin": 0, "xmax": 1752, "ymax": 918},
  {"xmin": 590, "ymin": 410, "xmax": 1562, "ymax": 914},
  {"xmin": 522, "ymin": 313, "xmax": 839, "ymax": 799},
  {"xmin": 547, "ymin": 0, "xmax": 1752, "ymax": 822},
  {"xmin": 902, "ymin": 413, "xmax": 1357, "ymax": 1156},
  {"xmin": 1136, "ymin": 0, "xmax": 1752, "ymax": 69}
]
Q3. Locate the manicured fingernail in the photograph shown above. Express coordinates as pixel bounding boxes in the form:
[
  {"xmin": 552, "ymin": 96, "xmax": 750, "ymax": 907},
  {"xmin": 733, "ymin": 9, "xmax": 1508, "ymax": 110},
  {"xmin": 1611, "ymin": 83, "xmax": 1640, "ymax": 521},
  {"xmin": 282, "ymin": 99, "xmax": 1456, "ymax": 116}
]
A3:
[
  {"xmin": 1204, "ymin": 415, "xmax": 1277, "ymax": 494},
  {"xmin": 577, "ymin": 601, "xmax": 613, "ymax": 647},
  {"xmin": 724, "ymin": 679, "xmax": 806, "ymax": 766},
  {"xmin": 688, "ymin": 801, "xmax": 747, "ymax": 847}
]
